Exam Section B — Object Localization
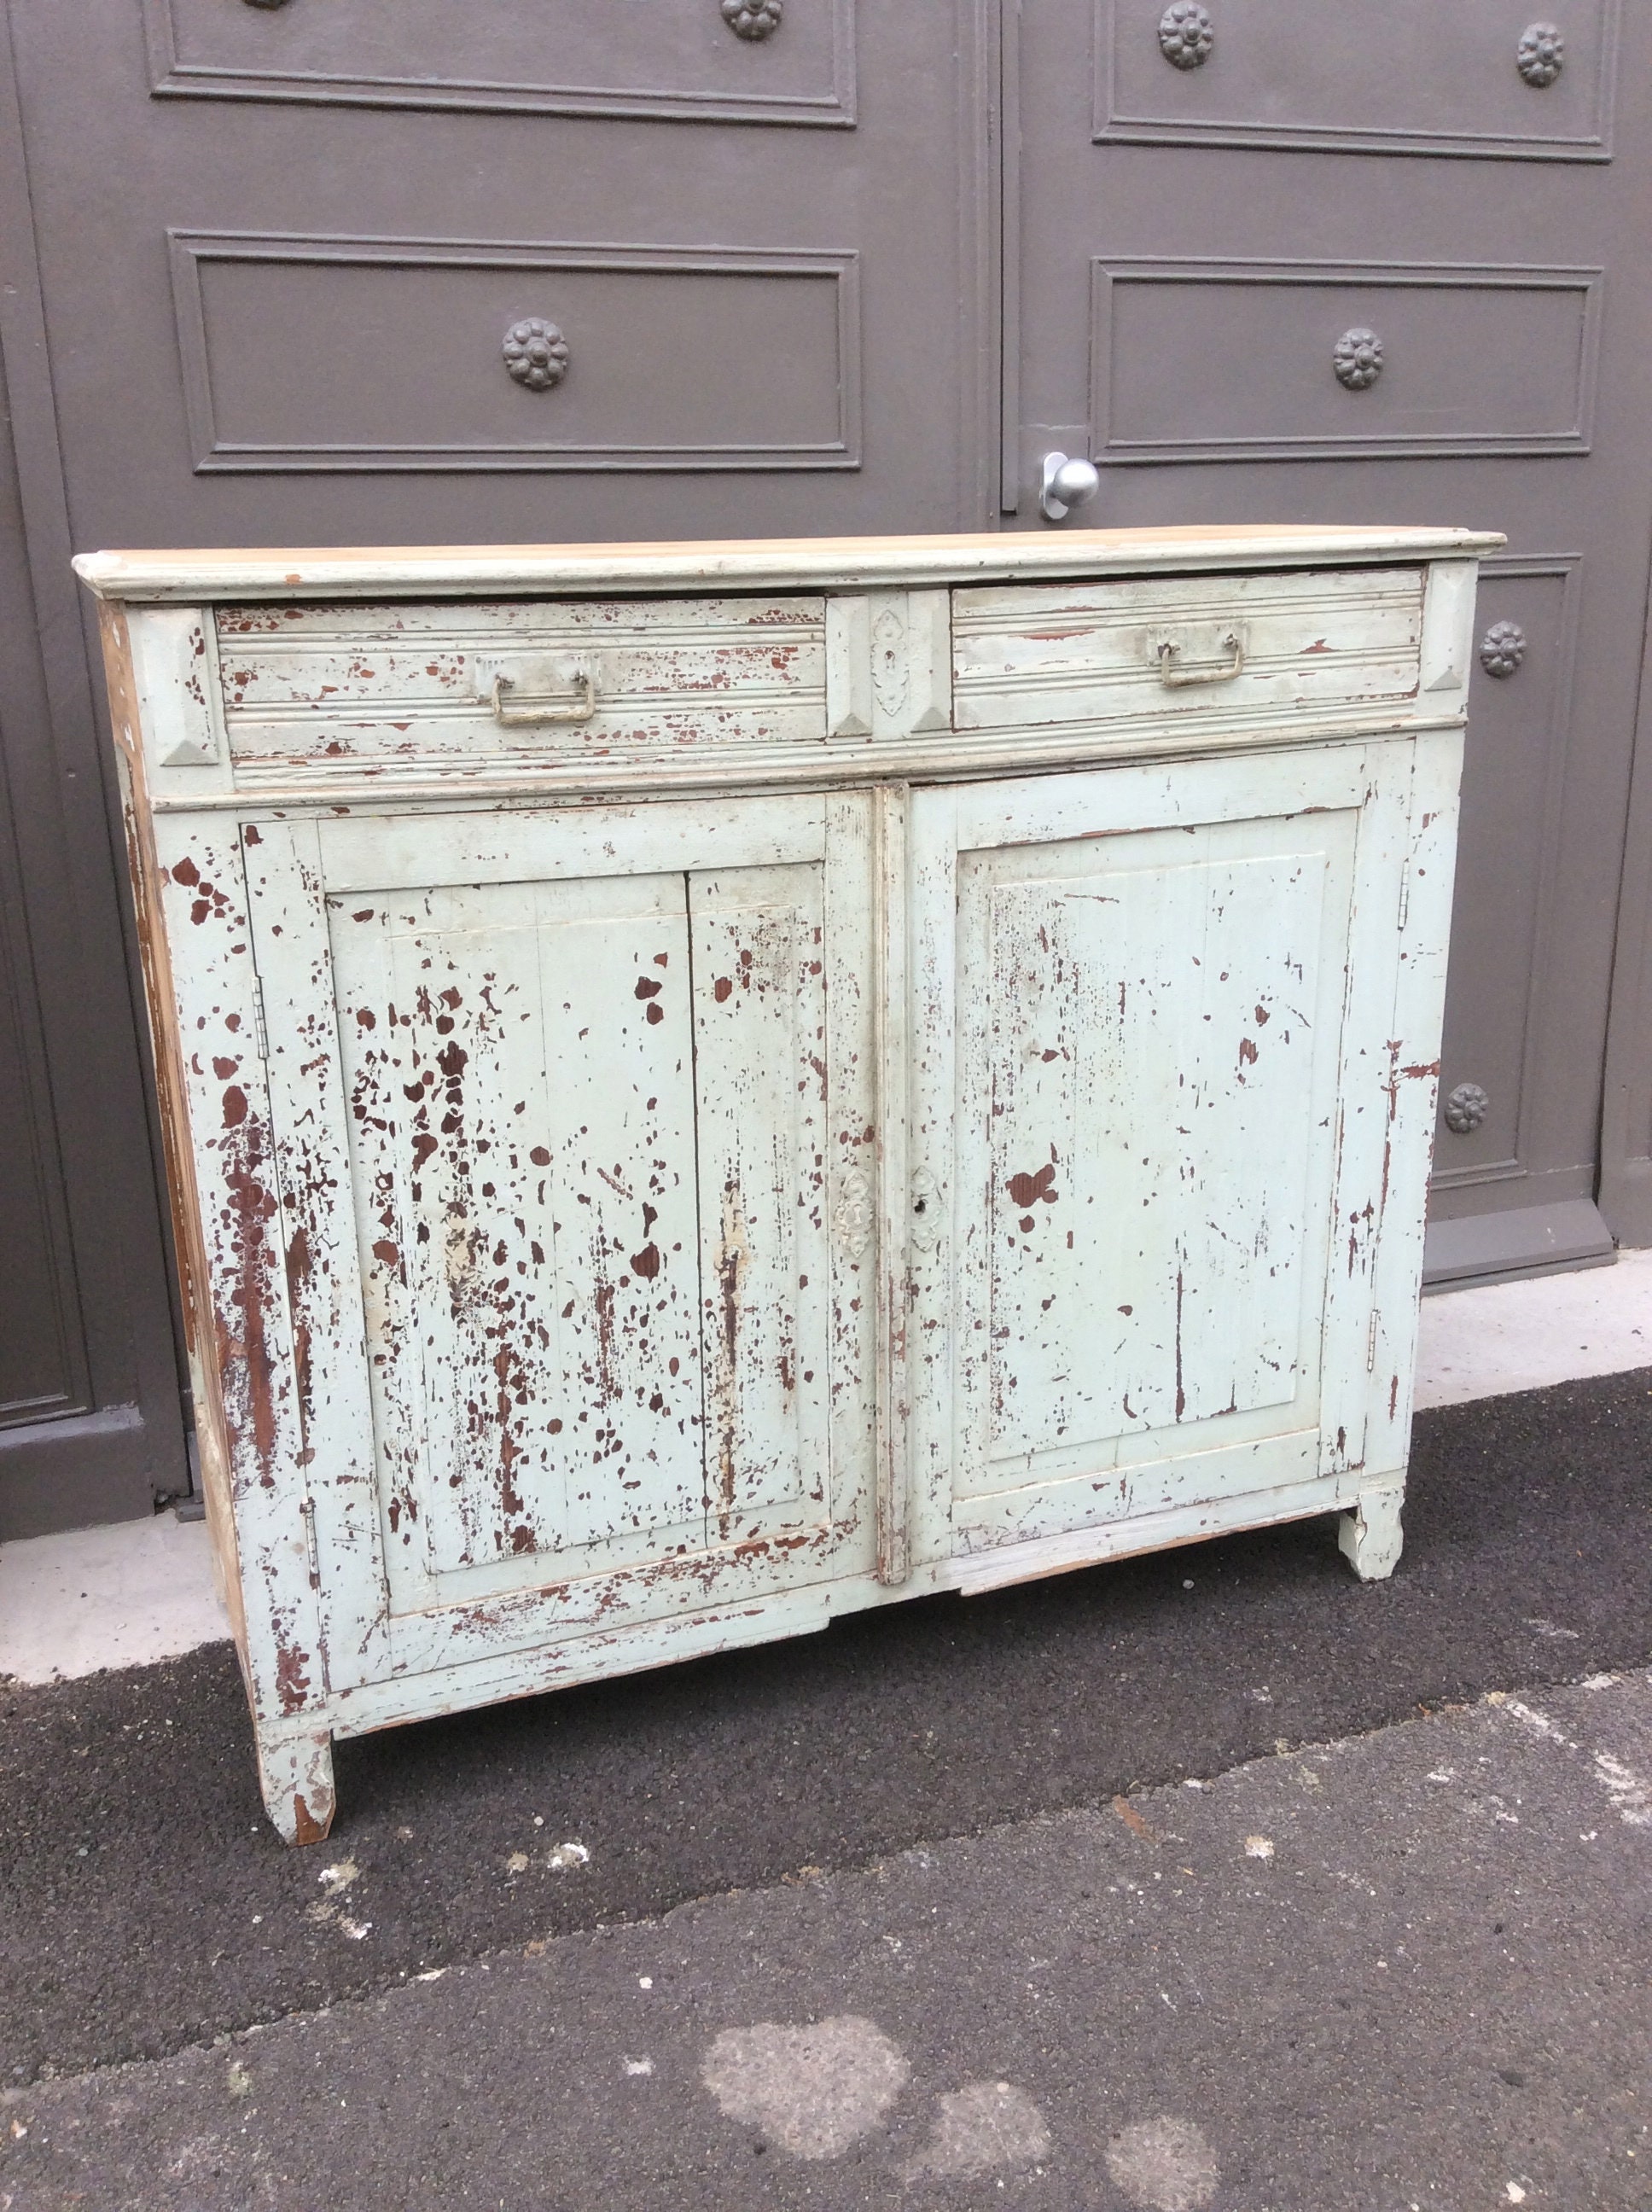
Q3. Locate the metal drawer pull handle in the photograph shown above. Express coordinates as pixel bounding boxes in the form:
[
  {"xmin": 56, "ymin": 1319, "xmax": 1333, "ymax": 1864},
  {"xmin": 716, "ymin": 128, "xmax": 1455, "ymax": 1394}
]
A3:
[
  {"xmin": 486, "ymin": 669, "xmax": 597, "ymax": 725},
  {"xmin": 1156, "ymin": 632, "xmax": 1242, "ymax": 687}
]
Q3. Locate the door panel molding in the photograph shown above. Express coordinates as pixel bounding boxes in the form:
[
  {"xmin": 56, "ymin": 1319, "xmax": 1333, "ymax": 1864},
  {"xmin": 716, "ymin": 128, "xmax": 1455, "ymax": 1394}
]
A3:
[
  {"xmin": 1431, "ymin": 555, "xmax": 1584, "ymax": 1203},
  {"xmin": 1088, "ymin": 259, "xmax": 1603, "ymax": 465},
  {"xmin": 144, "ymin": 0, "xmax": 857, "ymax": 129},
  {"xmin": 1093, "ymin": 0, "xmax": 1621, "ymax": 162},
  {"xmin": 171, "ymin": 232, "xmax": 863, "ymax": 476}
]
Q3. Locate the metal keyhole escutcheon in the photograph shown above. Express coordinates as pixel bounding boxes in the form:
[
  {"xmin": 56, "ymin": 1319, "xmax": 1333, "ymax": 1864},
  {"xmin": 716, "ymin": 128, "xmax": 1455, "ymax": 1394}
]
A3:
[{"xmin": 910, "ymin": 1168, "xmax": 942, "ymax": 1254}]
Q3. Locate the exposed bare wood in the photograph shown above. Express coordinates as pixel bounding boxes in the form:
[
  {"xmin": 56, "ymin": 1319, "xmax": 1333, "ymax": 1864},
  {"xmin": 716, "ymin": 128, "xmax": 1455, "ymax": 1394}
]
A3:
[
  {"xmin": 74, "ymin": 525, "xmax": 1502, "ymax": 605},
  {"xmin": 1338, "ymin": 1478, "xmax": 1405, "ymax": 1583}
]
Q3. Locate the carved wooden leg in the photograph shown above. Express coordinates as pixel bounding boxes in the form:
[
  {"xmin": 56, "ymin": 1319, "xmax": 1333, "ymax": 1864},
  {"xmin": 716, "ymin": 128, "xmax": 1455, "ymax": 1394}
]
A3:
[
  {"xmin": 1338, "ymin": 1478, "xmax": 1405, "ymax": 1582},
  {"xmin": 253, "ymin": 1715, "xmax": 337, "ymax": 1845}
]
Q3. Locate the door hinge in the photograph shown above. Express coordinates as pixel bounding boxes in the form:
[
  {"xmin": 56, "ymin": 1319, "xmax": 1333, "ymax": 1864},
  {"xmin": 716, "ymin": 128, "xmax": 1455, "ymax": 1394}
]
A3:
[
  {"xmin": 300, "ymin": 1494, "xmax": 320, "ymax": 1587},
  {"xmin": 252, "ymin": 996, "xmax": 270, "ymax": 1064},
  {"xmin": 1367, "ymin": 1310, "xmax": 1381, "ymax": 1373}
]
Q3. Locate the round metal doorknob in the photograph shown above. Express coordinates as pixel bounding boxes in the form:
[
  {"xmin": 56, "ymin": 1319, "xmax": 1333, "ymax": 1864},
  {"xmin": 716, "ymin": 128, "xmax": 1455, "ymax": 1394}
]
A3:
[{"xmin": 1040, "ymin": 451, "xmax": 1100, "ymax": 522}]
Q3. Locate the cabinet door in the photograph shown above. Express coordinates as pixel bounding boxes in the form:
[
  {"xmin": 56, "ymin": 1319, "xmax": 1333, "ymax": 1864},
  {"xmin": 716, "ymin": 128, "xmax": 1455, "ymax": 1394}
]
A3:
[
  {"xmin": 242, "ymin": 793, "xmax": 875, "ymax": 1691},
  {"xmin": 907, "ymin": 739, "xmax": 1451, "ymax": 1567}
]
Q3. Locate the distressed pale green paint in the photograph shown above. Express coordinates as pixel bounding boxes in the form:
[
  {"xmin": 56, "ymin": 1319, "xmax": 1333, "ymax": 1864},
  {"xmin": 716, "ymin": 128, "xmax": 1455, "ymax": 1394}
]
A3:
[{"xmin": 79, "ymin": 527, "xmax": 1491, "ymax": 1842}]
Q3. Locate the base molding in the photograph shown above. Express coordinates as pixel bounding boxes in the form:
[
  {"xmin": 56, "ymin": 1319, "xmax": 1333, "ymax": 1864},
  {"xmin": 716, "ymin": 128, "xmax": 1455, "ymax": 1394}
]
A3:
[
  {"xmin": 1422, "ymin": 1196, "xmax": 1615, "ymax": 1293},
  {"xmin": 946, "ymin": 1468, "xmax": 1367, "ymax": 1598},
  {"xmin": 0, "ymin": 1403, "xmax": 160, "ymax": 1540},
  {"xmin": 1597, "ymin": 1152, "xmax": 1652, "ymax": 1251}
]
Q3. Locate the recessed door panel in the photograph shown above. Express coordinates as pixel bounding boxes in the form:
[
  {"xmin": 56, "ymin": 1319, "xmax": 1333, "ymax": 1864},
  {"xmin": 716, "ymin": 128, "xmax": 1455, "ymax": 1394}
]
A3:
[
  {"xmin": 1433, "ymin": 562, "xmax": 1579, "ymax": 1197},
  {"xmin": 332, "ymin": 873, "xmax": 707, "ymax": 1595},
  {"xmin": 963, "ymin": 827, "xmax": 1344, "ymax": 1482},
  {"xmin": 173, "ymin": 238, "xmax": 859, "ymax": 474},
  {"xmin": 1097, "ymin": 0, "xmax": 1620, "ymax": 160},
  {"xmin": 245, "ymin": 793, "xmax": 875, "ymax": 1689},
  {"xmin": 910, "ymin": 745, "xmax": 1414, "ymax": 1561},
  {"xmin": 690, "ymin": 863, "xmax": 832, "ymax": 1540},
  {"xmin": 1092, "ymin": 262, "xmax": 1599, "ymax": 463},
  {"xmin": 148, "ymin": 0, "xmax": 853, "ymax": 126}
]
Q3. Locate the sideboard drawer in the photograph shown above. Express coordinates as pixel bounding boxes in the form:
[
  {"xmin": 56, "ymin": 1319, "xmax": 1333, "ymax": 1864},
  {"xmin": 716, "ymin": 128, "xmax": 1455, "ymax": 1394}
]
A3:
[
  {"xmin": 952, "ymin": 565, "xmax": 1425, "ymax": 743},
  {"xmin": 213, "ymin": 594, "xmax": 828, "ymax": 776}
]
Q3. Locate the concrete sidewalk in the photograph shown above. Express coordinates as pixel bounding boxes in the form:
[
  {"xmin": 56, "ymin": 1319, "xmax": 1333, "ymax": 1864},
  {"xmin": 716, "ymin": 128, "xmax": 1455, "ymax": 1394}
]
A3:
[{"xmin": 5, "ymin": 1671, "xmax": 1649, "ymax": 2210}]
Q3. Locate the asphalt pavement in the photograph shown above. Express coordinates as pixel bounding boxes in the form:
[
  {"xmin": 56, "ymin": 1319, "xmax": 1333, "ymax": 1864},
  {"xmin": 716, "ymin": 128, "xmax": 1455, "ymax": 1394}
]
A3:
[
  {"xmin": 3, "ymin": 1369, "xmax": 1650, "ymax": 2208},
  {"xmin": 5, "ymin": 1673, "xmax": 1649, "ymax": 2209}
]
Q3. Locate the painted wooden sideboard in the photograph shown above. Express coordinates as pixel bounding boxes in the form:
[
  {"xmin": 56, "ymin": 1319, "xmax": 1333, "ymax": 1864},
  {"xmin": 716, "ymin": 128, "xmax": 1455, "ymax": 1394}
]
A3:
[{"xmin": 77, "ymin": 526, "xmax": 1498, "ymax": 1842}]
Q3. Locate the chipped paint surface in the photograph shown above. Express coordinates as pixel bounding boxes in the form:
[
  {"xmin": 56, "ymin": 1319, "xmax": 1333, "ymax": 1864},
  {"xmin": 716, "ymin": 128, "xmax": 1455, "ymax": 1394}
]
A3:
[
  {"xmin": 910, "ymin": 739, "xmax": 1434, "ymax": 1562},
  {"xmin": 234, "ymin": 791, "xmax": 875, "ymax": 1697},
  {"xmin": 342, "ymin": 869, "xmax": 708, "ymax": 1574},
  {"xmin": 99, "ymin": 545, "xmax": 1474, "ymax": 1838},
  {"xmin": 147, "ymin": 806, "xmax": 332, "ymax": 1837},
  {"xmin": 212, "ymin": 596, "xmax": 828, "ymax": 780},
  {"xmin": 969, "ymin": 824, "xmax": 1338, "ymax": 1467},
  {"xmin": 953, "ymin": 566, "xmax": 1425, "ymax": 740}
]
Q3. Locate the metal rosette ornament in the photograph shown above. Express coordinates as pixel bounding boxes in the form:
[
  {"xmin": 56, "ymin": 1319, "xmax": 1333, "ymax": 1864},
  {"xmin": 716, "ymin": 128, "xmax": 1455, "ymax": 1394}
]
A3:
[
  {"xmin": 502, "ymin": 318, "xmax": 570, "ymax": 393},
  {"xmin": 1443, "ymin": 1083, "xmax": 1490, "ymax": 1136},
  {"xmin": 1516, "ymin": 22, "xmax": 1564, "ymax": 86},
  {"xmin": 1158, "ymin": 2, "xmax": 1214, "ymax": 68},
  {"xmin": 1333, "ymin": 327, "xmax": 1384, "ymax": 391},
  {"xmin": 1480, "ymin": 620, "xmax": 1527, "ymax": 678},
  {"xmin": 723, "ymin": 0, "xmax": 782, "ymax": 39}
]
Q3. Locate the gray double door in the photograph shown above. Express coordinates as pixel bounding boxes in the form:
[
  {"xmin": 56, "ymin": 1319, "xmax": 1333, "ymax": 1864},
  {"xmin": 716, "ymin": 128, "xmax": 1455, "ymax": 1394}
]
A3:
[
  {"xmin": 3, "ymin": 0, "xmax": 1651, "ymax": 1533},
  {"xmin": 1009, "ymin": 0, "xmax": 1652, "ymax": 1287}
]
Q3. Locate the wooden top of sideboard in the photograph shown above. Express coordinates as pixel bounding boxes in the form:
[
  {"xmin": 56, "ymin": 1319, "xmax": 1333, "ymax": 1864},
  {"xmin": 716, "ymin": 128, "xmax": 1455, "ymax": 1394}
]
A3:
[{"xmin": 73, "ymin": 524, "xmax": 1505, "ymax": 605}]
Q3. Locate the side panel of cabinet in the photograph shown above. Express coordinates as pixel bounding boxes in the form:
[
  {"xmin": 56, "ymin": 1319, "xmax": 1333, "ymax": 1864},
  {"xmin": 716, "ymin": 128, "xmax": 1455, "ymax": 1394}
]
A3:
[
  {"xmin": 241, "ymin": 793, "xmax": 876, "ymax": 1690},
  {"xmin": 906, "ymin": 742, "xmax": 1429, "ymax": 1568}
]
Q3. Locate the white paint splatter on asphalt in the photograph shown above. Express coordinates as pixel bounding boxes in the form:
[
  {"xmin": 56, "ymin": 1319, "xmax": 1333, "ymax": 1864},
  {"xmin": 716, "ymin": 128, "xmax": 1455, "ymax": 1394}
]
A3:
[
  {"xmin": 1104, "ymin": 2114, "xmax": 1220, "ymax": 2210},
  {"xmin": 904, "ymin": 2080, "xmax": 1050, "ymax": 2178},
  {"xmin": 701, "ymin": 2015, "xmax": 909, "ymax": 2159}
]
